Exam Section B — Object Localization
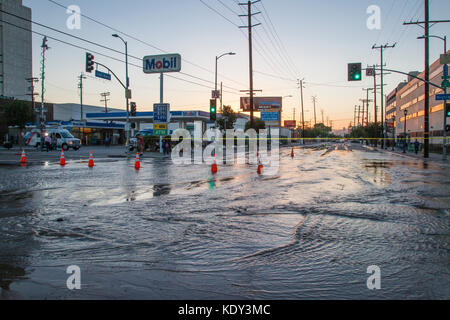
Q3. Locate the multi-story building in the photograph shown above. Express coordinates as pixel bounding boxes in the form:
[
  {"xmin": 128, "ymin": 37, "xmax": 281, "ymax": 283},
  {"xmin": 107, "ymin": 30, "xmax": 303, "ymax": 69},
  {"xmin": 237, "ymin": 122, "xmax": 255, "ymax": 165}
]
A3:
[
  {"xmin": 0, "ymin": 0, "xmax": 32, "ymax": 99},
  {"xmin": 388, "ymin": 51, "xmax": 449, "ymax": 152}
]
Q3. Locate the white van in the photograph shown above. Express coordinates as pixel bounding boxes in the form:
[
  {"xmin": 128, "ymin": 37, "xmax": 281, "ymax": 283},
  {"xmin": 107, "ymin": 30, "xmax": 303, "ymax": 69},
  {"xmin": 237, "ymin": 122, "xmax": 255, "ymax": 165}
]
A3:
[{"xmin": 25, "ymin": 128, "xmax": 81, "ymax": 151}]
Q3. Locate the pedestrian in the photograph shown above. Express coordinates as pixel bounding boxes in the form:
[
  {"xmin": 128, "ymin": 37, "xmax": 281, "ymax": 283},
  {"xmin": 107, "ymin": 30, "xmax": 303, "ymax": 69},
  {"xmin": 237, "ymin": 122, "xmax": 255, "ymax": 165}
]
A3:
[
  {"xmin": 44, "ymin": 135, "xmax": 52, "ymax": 152},
  {"xmin": 164, "ymin": 141, "xmax": 169, "ymax": 155},
  {"xmin": 105, "ymin": 136, "xmax": 110, "ymax": 147},
  {"xmin": 137, "ymin": 134, "xmax": 144, "ymax": 155},
  {"xmin": 414, "ymin": 139, "xmax": 420, "ymax": 154},
  {"xmin": 51, "ymin": 134, "xmax": 58, "ymax": 151}
]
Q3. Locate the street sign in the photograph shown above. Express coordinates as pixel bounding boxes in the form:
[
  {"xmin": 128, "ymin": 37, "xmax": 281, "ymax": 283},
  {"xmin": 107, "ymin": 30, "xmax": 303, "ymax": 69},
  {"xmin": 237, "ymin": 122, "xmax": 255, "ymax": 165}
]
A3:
[
  {"xmin": 154, "ymin": 123, "xmax": 167, "ymax": 130},
  {"xmin": 95, "ymin": 70, "xmax": 111, "ymax": 81},
  {"xmin": 211, "ymin": 90, "xmax": 220, "ymax": 99},
  {"xmin": 153, "ymin": 129, "xmax": 168, "ymax": 136},
  {"xmin": 440, "ymin": 54, "xmax": 450, "ymax": 65},
  {"xmin": 284, "ymin": 120, "xmax": 296, "ymax": 128},
  {"xmin": 153, "ymin": 103, "xmax": 170, "ymax": 123},
  {"xmin": 436, "ymin": 94, "xmax": 450, "ymax": 101},
  {"xmin": 442, "ymin": 80, "xmax": 450, "ymax": 89},
  {"xmin": 261, "ymin": 111, "xmax": 280, "ymax": 122},
  {"xmin": 143, "ymin": 54, "xmax": 181, "ymax": 74},
  {"xmin": 125, "ymin": 89, "xmax": 132, "ymax": 99}
]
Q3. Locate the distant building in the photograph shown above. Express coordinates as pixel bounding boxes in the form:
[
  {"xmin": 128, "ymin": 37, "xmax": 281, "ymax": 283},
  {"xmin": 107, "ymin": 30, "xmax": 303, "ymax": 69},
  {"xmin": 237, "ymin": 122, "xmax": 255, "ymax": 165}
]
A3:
[
  {"xmin": 0, "ymin": 0, "xmax": 32, "ymax": 100},
  {"xmin": 386, "ymin": 51, "xmax": 449, "ymax": 152}
]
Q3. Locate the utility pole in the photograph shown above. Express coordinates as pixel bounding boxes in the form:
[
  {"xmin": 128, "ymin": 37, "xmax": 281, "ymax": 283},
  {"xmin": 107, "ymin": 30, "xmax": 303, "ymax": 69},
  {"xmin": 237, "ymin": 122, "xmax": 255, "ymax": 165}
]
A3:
[
  {"xmin": 26, "ymin": 77, "xmax": 39, "ymax": 126},
  {"xmin": 362, "ymin": 88, "xmax": 374, "ymax": 126},
  {"xmin": 321, "ymin": 109, "xmax": 324, "ymax": 124},
  {"xmin": 372, "ymin": 65, "xmax": 378, "ymax": 147},
  {"xmin": 40, "ymin": 36, "xmax": 49, "ymax": 152},
  {"xmin": 78, "ymin": 73, "xmax": 86, "ymax": 145},
  {"xmin": 403, "ymin": 0, "xmax": 450, "ymax": 158},
  {"xmin": 100, "ymin": 92, "xmax": 110, "ymax": 113},
  {"xmin": 78, "ymin": 73, "xmax": 87, "ymax": 121},
  {"xmin": 312, "ymin": 96, "xmax": 317, "ymax": 126},
  {"xmin": 220, "ymin": 82, "xmax": 223, "ymax": 111},
  {"xmin": 239, "ymin": 0, "xmax": 261, "ymax": 129},
  {"xmin": 372, "ymin": 43, "xmax": 396, "ymax": 149},
  {"xmin": 358, "ymin": 105, "xmax": 362, "ymax": 126},
  {"xmin": 354, "ymin": 106, "xmax": 357, "ymax": 128},
  {"xmin": 298, "ymin": 79, "xmax": 305, "ymax": 144}
]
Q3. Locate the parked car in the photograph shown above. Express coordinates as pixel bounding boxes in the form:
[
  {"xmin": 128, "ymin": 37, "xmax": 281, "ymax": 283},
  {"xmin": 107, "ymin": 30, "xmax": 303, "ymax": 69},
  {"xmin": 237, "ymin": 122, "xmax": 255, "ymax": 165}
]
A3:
[{"xmin": 25, "ymin": 128, "xmax": 81, "ymax": 151}]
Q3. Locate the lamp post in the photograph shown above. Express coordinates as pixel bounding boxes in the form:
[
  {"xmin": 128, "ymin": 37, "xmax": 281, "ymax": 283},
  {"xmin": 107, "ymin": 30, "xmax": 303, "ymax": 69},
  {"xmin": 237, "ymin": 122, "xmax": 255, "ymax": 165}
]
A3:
[
  {"xmin": 418, "ymin": 34, "xmax": 447, "ymax": 160},
  {"xmin": 112, "ymin": 34, "xmax": 130, "ymax": 150},
  {"xmin": 215, "ymin": 52, "xmax": 236, "ymax": 110},
  {"xmin": 403, "ymin": 109, "xmax": 408, "ymax": 153}
]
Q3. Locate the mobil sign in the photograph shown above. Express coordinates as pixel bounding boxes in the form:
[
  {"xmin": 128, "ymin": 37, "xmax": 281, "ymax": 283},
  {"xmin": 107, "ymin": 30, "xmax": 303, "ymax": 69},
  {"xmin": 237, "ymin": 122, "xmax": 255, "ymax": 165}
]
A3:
[{"xmin": 143, "ymin": 54, "xmax": 181, "ymax": 74}]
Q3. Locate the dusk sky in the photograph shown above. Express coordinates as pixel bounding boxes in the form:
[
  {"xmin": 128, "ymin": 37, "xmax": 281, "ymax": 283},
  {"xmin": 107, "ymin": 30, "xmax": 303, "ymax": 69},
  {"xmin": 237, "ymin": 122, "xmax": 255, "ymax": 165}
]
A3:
[{"xmin": 23, "ymin": 0, "xmax": 450, "ymax": 129}]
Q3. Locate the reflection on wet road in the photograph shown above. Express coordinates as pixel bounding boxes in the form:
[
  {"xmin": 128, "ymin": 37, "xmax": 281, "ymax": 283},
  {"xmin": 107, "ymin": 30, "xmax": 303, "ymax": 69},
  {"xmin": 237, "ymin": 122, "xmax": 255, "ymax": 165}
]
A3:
[{"xmin": 0, "ymin": 144, "xmax": 449, "ymax": 299}]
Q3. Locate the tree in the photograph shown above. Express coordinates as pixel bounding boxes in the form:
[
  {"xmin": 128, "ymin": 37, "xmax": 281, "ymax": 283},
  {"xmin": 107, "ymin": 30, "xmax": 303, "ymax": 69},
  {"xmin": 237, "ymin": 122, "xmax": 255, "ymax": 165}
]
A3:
[
  {"xmin": 245, "ymin": 118, "xmax": 266, "ymax": 131},
  {"xmin": 3, "ymin": 100, "xmax": 34, "ymax": 129},
  {"xmin": 217, "ymin": 105, "xmax": 237, "ymax": 131},
  {"xmin": 1, "ymin": 100, "xmax": 35, "ymax": 146}
]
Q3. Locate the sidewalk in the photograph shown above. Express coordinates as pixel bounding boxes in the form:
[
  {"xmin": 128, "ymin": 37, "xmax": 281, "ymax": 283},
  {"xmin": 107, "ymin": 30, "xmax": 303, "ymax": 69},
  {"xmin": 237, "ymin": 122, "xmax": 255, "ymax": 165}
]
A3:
[
  {"xmin": 0, "ymin": 145, "xmax": 168, "ymax": 164},
  {"xmin": 367, "ymin": 145, "xmax": 449, "ymax": 163}
]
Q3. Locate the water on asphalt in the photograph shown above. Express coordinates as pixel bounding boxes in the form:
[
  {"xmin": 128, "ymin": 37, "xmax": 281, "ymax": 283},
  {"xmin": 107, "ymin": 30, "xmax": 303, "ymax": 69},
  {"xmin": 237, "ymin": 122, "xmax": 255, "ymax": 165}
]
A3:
[{"xmin": 0, "ymin": 144, "xmax": 449, "ymax": 299}]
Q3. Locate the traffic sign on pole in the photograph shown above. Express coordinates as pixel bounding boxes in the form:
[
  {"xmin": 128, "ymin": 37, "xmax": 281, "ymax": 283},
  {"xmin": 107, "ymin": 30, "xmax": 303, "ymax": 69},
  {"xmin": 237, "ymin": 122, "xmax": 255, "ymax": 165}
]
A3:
[
  {"xmin": 95, "ymin": 70, "xmax": 111, "ymax": 81},
  {"xmin": 436, "ymin": 94, "xmax": 450, "ymax": 101}
]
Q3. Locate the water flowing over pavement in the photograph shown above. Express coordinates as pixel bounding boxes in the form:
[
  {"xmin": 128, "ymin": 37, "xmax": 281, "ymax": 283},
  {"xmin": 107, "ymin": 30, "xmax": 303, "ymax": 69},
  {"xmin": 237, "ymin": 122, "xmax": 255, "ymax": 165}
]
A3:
[{"xmin": 0, "ymin": 143, "xmax": 449, "ymax": 299}]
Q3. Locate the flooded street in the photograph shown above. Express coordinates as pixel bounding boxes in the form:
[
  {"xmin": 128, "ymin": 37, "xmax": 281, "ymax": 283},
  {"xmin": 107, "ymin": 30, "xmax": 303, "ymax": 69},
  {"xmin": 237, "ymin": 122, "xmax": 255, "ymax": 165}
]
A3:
[{"xmin": 0, "ymin": 144, "xmax": 449, "ymax": 299}]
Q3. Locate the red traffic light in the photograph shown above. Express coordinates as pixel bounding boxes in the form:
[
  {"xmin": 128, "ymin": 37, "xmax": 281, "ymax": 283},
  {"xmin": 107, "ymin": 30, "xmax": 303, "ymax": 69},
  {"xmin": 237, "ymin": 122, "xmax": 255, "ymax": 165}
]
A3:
[{"xmin": 86, "ymin": 52, "xmax": 95, "ymax": 73}]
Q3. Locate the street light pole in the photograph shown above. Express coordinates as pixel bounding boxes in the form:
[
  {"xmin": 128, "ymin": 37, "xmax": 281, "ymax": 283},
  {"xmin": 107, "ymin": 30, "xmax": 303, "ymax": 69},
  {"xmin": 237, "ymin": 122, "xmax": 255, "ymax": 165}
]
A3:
[
  {"xmin": 298, "ymin": 79, "xmax": 305, "ymax": 145},
  {"xmin": 112, "ymin": 34, "xmax": 130, "ymax": 151},
  {"xmin": 215, "ymin": 52, "xmax": 236, "ymax": 113}
]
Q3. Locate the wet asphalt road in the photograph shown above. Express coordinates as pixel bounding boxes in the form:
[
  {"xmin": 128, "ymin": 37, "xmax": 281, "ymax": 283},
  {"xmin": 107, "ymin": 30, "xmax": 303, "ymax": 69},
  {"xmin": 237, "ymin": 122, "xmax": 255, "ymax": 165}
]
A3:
[{"xmin": 0, "ymin": 143, "xmax": 449, "ymax": 299}]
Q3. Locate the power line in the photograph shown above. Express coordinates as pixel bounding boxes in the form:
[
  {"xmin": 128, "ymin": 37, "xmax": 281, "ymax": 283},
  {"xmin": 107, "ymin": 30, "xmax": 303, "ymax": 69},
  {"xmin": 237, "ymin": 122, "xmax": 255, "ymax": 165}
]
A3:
[
  {"xmin": 0, "ymin": 8, "xmax": 244, "ymax": 94},
  {"xmin": 254, "ymin": 1, "xmax": 299, "ymax": 78},
  {"xmin": 0, "ymin": 18, "xmax": 242, "ymax": 97},
  {"xmin": 47, "ymin": 0, "xmax": 248, "ymax": 88}
]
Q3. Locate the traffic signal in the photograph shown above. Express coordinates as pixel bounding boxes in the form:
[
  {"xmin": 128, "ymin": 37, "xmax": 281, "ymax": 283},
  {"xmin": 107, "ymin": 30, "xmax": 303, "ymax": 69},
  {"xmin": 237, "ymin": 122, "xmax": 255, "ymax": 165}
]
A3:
[
  {"xmin": 86, "ymin": 52, "xmax": 95, "ymax": 73},
  {"xmin": 210, "ymin": 99, "xmax": 217, "ymax": 121},
  {"xmin": 446, "ymin": 125, "xmax": 450, "ymax": 132},
  {"xmin": 446, "ymin": 103, "xmax": 450, "ymax": 117},
  {"xmin": 348, "ymin": 63, "xmax": 362, "ymax": 81},
  {"xmin": 130, "ymin": 102, "xmax": 137, "ymax": 117}
]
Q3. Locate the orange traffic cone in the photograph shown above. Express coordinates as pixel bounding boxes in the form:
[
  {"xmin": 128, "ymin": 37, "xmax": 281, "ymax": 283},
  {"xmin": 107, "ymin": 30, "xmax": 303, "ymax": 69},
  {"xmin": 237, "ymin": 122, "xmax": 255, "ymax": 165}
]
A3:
[
  {"xmin": 135, "ymin": 152, "xmax": 140, "ymax": 170},
  {"xmin": 257, "ymin": 156, "xmax": 263, "ymax": 175},
  {"xmin": 59, "ymin": 150, "xmax": 66, "ymax": 166},
  {"xmin": 211, "ymin": 155, "xmax": 218, "ymax": 174},
  {"xmin": 290, "ymin": 148, "xmax": 294, "ymax": 158},
  {"xmin": 88, "ymin": 151, "xmax": 94, "ymax": 167},
  {"xmin": 20, "ymin": 149, "xmax": 27, "ymax": 164}
]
